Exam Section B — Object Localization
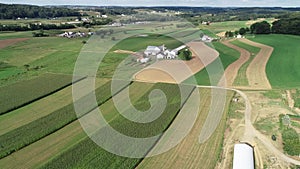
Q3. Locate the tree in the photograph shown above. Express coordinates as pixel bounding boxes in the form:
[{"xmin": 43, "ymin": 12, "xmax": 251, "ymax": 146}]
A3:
[
  {"xmin": 199, "ymin": 33, "xmax": 204, "ymax": 38},
  {"xmin": 182, "ymin": 49, "xmax": 192, "ymax": 60},
  {"xmin": 225, "ymin": 31, "xmax": 234, "ymax": 37},
  {"xmin": 250, "ymin": 21, "xmax": 271, "ymax": 34},
  {"xmin": 239, "ymin": 27, "xmax": 247, "ymax": 35}
]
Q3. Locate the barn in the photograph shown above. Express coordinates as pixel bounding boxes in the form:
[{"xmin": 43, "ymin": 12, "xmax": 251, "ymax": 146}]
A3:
[{"xmin": 232, "ymin": 143, "xmax": 254, "ymax": 169}]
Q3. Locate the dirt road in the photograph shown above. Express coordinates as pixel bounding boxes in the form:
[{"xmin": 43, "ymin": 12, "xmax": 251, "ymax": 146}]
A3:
[
  {"xmin": 232, "ymin": 88, "xmax": 300, "ymax": 166},
  {"xmin": 239, "ymin": 38, "xmax": 273, "ymax": 90}
]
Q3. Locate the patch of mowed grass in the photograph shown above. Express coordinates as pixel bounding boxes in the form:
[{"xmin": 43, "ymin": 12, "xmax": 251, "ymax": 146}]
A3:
[
  {"xmin": 0, "ymin": 80, "xmax": 114, "ymax": 159},
  {"xmin": 251, "ymin": 34, "xmax": 300, "ymax": 88},
  {"xmin": 230, "ymin": 40, "xmax": 260, "ymax": 86},
  {"xmin": 262, "ymin": 90, "xmax": 282, "ymax": 99},
  {"xmin": 40, "ymin": 83, "xmax": 194, "ymax": 169},
  {"xmin": 184, "ymin": 42, "xmax": 239, "ymax": 85},
  {"xmin": 0, "ymin": 73, "xmax": 77, "ymax": 115}
]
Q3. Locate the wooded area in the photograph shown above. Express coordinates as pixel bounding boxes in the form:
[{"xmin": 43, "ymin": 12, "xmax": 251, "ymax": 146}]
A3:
[{"xmin": 0, "ymin": 3, "xmax": 80, "ymax": 19}]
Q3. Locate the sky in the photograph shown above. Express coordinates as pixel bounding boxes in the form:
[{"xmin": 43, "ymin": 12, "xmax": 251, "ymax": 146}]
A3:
[{"xmin": 0, "ymin": 0, "xmax": 300, "ymax": 7}]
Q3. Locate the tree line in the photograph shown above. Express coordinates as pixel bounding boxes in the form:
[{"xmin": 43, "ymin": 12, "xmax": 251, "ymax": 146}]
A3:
[
  {"xmin": 0, "ymin": 23, "xmax": 76, "ymax": 32},
  {"xmin": 0, "ymin": 3, "xmax": 80, "ymax": 19},
  {"xmin": 231, "ymin": 15, "xmax": 300, "ymax": 37}
]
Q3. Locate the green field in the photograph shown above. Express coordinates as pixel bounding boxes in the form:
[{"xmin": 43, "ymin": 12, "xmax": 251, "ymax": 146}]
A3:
[
  {"xmin": 184, "ymin": 42, "xmax": 240, "ymax": 85},
  {"xmin": 230, "ymin": 40, "xmax": 261, "ymax": 86},
  {"xmin": 40, "ymin": 83, "xmax": 194, "ymax": 169},
  {"xmin": 0, "ymin": 73, "xmax": 79, "ymax": 115},
  {"xmin": 199, "ymin": 21, "xmax": 248, "ymax": 34},
  {"xmin": 0, "ymin": 80, "xmax": 115, "ymax": 158},
  {"xmin": 250, "ymin": 34, "xmax": 300, "ymax": 88}
]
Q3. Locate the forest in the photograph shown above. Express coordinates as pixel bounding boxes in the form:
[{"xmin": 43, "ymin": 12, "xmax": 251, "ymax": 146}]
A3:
[{"xmin": 0, "ymin": 3, "xmax": 80, "ymax": 19}]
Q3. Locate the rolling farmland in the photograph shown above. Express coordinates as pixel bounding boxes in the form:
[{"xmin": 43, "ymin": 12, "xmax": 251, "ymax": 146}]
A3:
[
  {"xmin": 137, "ymin": 89, "xmax": 234, "ymax": 169},
  {"xmin": 40, "ymin": 83, "xmax": 195, "ymax": 169},
  {"xmin": 250, "ymin": 34, "xmax": 300, "ymax": 88},
  {"xmin": 230, "ymin": 40, "xmax": 261, "ymax": 86},
  {"xmin": 184, "ymin": 42, "xmax": 240, "ymax": 85},
  {"xmin": 0, "ymin": 80, "xmax": 114, "ymax": 158}
]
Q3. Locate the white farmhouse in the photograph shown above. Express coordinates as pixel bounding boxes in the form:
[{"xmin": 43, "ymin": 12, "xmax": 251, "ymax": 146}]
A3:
[{"xmin": 144, "ymin": 45, "xmax": 165, "ymax": 56}]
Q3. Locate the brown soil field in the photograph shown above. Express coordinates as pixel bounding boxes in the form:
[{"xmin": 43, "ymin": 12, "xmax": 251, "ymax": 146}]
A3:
[
  {"xmin": 240, "ymin": 39, "xmax": 273, "ymax": 90},
  {"xmin": 134, "ymin": 42, "xmax": 219, "ymax": 83},
  {"xmin": 0, "ymin": 38, "xmax": 28, "ymax": 49},
  {"xmin": 221, "ymin": 40, "xmax": 250, "ymax": 87}
]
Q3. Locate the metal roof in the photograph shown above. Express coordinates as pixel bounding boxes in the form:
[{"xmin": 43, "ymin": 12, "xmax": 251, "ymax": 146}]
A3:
[{"xmin": 233, "ymin": 143, "xmax": 254, "ymax": 169}]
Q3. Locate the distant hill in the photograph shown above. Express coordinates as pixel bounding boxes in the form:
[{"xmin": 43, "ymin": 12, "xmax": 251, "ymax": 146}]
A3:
[{"xmin": 0, "ymin": 3, "xmax": 80, "ymax": 19}]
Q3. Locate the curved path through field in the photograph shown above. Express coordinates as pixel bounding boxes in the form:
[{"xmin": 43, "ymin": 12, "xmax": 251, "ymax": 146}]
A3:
[
  {"xmin": 240, "ymin": 38, "xmax": 273, "ymax": 90},
  {"xmin": 134, "ymin": 41, "xmax": 219, "ymax": 84},
  {"xmin": 205, "ymin": 85, "xmax": 300, "ymax": 166},
  {"xmin": 221, "ymin": 40, "xmax": 251, "ymax": 87},
  {"xmin": 233, "ymin": 88, "xmax": 300, "ymax": 166}
]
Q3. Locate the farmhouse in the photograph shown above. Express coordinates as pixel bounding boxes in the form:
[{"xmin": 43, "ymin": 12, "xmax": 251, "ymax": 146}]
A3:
[
  {"xmin": 144, "ymin": 45, "xmax": 165, "ymax": 56},
  {"xmin": 232, "ymin": 143, "xmax": 254, "ymax": 169},
  {"xmin": 143, "ymin": 44, "xmax": 186, "ymax": 60}
]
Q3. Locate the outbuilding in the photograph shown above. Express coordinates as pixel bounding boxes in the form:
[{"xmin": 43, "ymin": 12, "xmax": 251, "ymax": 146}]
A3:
[{"xmin": 232, "ymin": 143, "xmax": 254, "ymax": 169}]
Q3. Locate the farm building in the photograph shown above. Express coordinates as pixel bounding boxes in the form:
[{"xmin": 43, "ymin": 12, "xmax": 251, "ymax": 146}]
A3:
[
  {"xmin": 164, "ymin": 49, "xmax": 177, "ymax": 59},
  {"xmin": 201, "ymin": 35, "xmax": 213, "ymax": 42},
  {"xmin": 232, "ymin": 143, "xmax": 255, "ymax": 169},
  {"xmin": 144, "ymin": 45, "xmax": 165, "ymax": 56},
  {"xmin": 143, "ymin": 44, "xmax": 185, "ymax": 60},
  {"xmin": 236, "ymin": 34, "xmax": 242, "ymax": 39}
]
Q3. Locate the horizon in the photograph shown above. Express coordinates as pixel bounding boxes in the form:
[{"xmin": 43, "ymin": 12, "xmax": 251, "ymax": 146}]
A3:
[{"xmin": 0, "ymin": 0, "xmax": 300, "ymax": 7}]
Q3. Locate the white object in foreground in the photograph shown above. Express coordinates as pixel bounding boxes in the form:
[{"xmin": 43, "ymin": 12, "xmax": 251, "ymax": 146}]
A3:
[{"xmin": 233, "ymin": 143, "xmax": 254, "ymax": 169}]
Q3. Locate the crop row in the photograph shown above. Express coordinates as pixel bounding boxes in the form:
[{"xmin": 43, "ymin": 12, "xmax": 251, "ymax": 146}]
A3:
[
  {"xmin": 40, "ymin": 83, "xmax": 195, "ymax": 169},
  {"xmin": 0, "ymin": 73, "xmax": 85, "ymax": 115},
  {"xmin": 0, "ymin": 80, "xmax": 120, "ymax": 159}
]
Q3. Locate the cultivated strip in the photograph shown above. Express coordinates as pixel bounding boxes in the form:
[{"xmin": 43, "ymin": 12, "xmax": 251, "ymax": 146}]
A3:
[{"xmin": 240, "ymin": 38, "xmax": 273, "ymax": 90}]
